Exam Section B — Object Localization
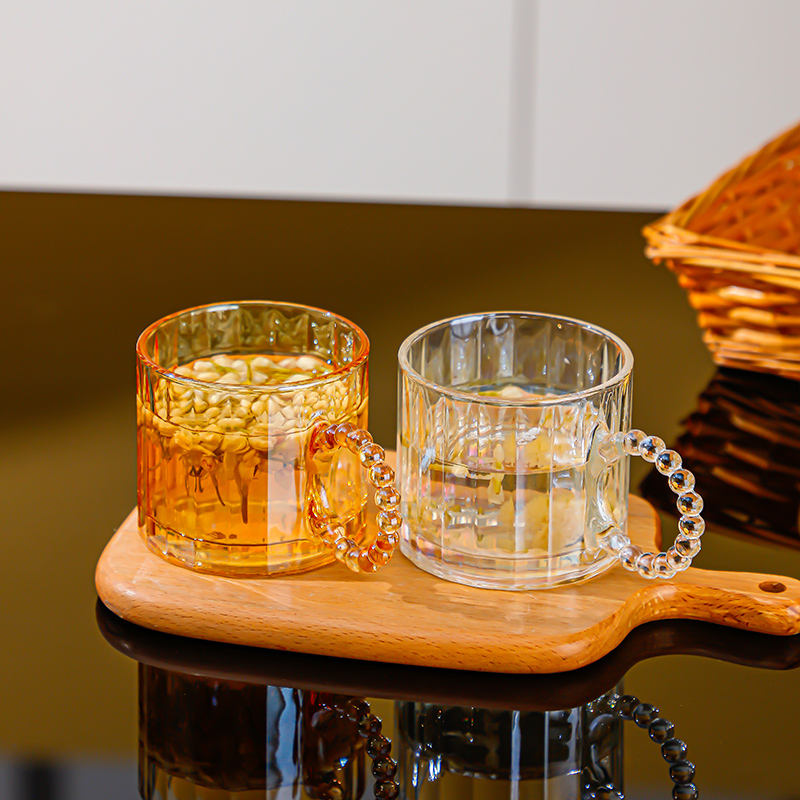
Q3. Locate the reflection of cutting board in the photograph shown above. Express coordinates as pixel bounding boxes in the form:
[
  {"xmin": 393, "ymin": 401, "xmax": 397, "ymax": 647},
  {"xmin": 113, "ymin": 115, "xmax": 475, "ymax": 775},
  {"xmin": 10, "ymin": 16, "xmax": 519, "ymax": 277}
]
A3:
[
  {"xmin": 96, "ymin": 457, "xmax": 800, "ymax": 674},
  {"xmin": 97, "ymin": 600, "xmax": 800, "ymax": 711}
]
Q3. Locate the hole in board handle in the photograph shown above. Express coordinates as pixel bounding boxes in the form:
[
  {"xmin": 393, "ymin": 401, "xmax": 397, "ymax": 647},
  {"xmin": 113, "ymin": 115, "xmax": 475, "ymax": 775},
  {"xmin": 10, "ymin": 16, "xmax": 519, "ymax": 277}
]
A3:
[{"xmin": 759, "ymin": 581, "xmax": 786, "ymax": 594}]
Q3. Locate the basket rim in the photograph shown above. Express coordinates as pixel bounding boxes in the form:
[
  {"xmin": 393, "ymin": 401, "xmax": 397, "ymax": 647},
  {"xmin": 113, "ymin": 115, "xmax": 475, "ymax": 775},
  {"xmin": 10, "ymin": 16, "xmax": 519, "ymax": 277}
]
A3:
[{"xmin": 643, "ymin": 119, "xmax": 800, "ymax": 271}]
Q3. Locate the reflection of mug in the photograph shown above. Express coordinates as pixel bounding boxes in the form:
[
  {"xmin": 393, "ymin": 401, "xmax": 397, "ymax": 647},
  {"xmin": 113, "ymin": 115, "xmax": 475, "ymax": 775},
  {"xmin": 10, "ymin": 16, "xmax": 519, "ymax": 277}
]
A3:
[
  {"xmin": 398, "ymin": 312, "xmax": 706, "ymax": 589},
  {"xmin": 136, "ymin": 301, "xmax": 400, "ymax": 577},
  {"xmin": 138, "ymin": 666, "xmax": 399, "ymax": 799},
  {"xmin": 396, "ymin": 690, "xmax": 622, "ymax": 796},
  {"xmin": 396, "ymin": 691, "xmax": 698, "ymax": 800}
]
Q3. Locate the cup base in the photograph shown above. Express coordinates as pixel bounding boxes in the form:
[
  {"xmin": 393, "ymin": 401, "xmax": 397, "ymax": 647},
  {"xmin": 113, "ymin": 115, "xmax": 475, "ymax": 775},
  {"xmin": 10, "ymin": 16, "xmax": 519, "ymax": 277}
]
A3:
[
  {"xmin": 400, "ymin": 537, "xmax": 617, "ymax": 591},
  {"xmin": 140, "ymin": 517, "xmax": 338, "ymax": 578}
]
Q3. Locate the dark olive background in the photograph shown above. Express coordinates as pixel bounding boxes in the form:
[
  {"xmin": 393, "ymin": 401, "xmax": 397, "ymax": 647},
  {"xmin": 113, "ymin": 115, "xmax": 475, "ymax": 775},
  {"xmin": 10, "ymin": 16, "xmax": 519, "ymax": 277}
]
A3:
[
  {"xmin": 2, "ymin": 192, "xmax": 799, "ymax": 797},
  {"xmin": 2, "ymin": 191, "xmax": 707, "ymax": 431}
]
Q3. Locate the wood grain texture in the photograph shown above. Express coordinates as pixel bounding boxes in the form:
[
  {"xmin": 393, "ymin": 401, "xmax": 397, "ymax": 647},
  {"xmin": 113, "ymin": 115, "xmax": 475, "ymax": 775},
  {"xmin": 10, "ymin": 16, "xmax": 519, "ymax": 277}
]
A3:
[
  {"xmin": 97, "ymin": 601, "xmax": 800, "ymax": 711},
  {"xmin": 96, "ymin": 464, "xmax": 800, "ymax": 674}
]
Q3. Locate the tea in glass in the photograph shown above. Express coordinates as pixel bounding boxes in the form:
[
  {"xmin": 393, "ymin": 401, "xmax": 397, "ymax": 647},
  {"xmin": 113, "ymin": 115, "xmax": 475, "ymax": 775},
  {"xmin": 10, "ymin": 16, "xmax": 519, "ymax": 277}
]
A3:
[{"xmin": 137, "ymin": 301, "xmax": 398, "ymax": 577}]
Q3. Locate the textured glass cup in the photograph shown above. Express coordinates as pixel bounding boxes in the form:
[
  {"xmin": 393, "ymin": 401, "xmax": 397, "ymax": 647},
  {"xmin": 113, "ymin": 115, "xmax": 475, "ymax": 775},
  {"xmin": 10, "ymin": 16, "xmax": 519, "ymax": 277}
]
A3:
[
  {"xmin": 398, "ymin": 312, "xmax": 705, "ymax": 590},
  {"xmin": 396, "ymin": 689, "xmax": 622, "ymax": 796},
  {"xmin": 138, "ymin": 667, "xmax": 377, "ymax": 799},
  {"xmin": 137, "ymin": 301, "xmax": 400, "ymax": 577}
]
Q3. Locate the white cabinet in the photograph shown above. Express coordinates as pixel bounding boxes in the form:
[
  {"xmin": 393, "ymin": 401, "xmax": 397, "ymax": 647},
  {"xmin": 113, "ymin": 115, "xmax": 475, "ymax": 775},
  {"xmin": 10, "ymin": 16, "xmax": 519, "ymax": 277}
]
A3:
[
  {"xmin": 530, "ymin": 0, "xmax": 800, "ymax": 209},
  {"xmin": 1, "ymin": 0, "xmax": 797, "ymax": 209},
  {"xmin": 0, "ymin": 1, "xmax": 515, "ymax": 204}
]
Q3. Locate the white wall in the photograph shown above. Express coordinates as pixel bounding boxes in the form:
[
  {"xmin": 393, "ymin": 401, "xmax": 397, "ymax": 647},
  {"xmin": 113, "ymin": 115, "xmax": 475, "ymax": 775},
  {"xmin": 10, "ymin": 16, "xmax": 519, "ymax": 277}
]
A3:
[
  {"xmin": 1, "ymin": 0, "xmax": 798, "ymax": 209},
  {"xmin": 530, "ymin": 0, "xmax": 800, "ymax": 209},
  {"xmin": 0, "ymin": 1, "xmax": 515, "ymax": 203}
]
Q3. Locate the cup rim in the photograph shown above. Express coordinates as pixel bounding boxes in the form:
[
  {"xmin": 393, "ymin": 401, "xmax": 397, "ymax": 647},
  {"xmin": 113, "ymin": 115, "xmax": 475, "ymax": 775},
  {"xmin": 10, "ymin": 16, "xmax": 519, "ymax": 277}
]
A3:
[
  {"xmin": 136, "ymin": 300, "xmax": 370, "ymax": 392},
  {"xmin": 397, "ymin": 311, "xmax": 634, "ymax": 406}
]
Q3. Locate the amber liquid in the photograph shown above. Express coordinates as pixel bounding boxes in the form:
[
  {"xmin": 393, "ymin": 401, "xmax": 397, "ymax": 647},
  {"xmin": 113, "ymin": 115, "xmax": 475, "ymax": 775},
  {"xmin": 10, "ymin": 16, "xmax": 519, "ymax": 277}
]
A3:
[
  {"xmin": 138, "ymin": 353, "xmax": 368, "ymax": 575},
  {"xmin": 139, "ymin": 666, "xmax": 369, "ymax": 799}
]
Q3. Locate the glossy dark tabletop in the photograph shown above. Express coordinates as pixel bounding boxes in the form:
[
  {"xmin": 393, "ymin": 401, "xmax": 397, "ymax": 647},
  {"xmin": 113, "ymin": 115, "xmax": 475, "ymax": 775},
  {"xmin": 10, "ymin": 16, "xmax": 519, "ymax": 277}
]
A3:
[{"xmin": 2, "ymin": 193, "xmax": 799, "ymax": 799}]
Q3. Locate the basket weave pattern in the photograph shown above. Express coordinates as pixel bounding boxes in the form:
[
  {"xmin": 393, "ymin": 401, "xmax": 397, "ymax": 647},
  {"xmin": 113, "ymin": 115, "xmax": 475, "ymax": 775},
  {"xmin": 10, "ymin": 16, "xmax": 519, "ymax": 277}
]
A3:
[
  {"xmin": 640, "ymin": 369, "xmax": 800, "ymax": 549},
  {"xmin": 643, "ymin": 122, "xmax": 800, "ymax": 379}
]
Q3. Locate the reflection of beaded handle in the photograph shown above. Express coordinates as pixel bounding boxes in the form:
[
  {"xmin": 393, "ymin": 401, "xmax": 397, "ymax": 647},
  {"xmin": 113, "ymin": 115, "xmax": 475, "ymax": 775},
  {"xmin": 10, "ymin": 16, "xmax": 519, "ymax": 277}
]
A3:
[
  {"xmin": 308, "ymin": 422, "xmax": 401, "ymax": 573},
  {"xmin": 605, "ymin": 430, "xmax": 705, "ymax": 579},
  {"xmin": 312, "ymin": 697, "xmax": 399, "ymax": 800},
  {"xmin": 584, "ymin": 693, "xmax": 698, "ymax": 800}
]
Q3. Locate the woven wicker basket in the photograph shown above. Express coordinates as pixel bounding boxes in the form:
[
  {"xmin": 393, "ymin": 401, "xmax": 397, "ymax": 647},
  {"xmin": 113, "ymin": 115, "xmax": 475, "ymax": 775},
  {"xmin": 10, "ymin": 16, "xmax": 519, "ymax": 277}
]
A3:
[
  {"xmin": 643, "ymin": 121, "xmax": 800, "ymax": 379},
  {"xmin": 640, "ymin": 368, "xmax": 800, "ymax": 549}
]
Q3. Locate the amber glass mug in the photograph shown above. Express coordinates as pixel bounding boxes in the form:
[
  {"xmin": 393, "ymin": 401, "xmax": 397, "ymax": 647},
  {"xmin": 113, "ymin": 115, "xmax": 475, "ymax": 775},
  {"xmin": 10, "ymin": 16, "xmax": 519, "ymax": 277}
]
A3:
[{"xmin": 136, "ymin": 301, "xmax": 400, "ymax": 576}]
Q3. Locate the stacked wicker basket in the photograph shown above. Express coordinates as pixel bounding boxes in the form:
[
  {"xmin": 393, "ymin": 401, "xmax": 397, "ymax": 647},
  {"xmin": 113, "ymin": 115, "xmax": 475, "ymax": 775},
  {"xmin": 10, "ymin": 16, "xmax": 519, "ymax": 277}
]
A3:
[
  {"xmin": 644, "ymin": 121, "xmax": 800, "ymax": 379},
  {"xmin": 640, "ymin": 369, "xmax": 800, "ymax": 548}
]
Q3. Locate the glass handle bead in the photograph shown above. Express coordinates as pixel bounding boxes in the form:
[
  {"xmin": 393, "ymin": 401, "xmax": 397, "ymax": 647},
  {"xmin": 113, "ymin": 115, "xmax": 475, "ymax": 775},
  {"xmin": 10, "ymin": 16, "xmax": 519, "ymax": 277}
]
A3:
[
  {"xmin": 606, "ymin": 429, "xmax": 705, "ymax": 580},
  {"xmin": 311, "ymin": 697, "xmax": 398, "ymax": 800},
  {"xmin": 583, "ymin": 693, "xmax": 698, "ymax": 800},
  {"xmin": 307, "ymin": 422, "xmax": 401, "ymax": 574}
]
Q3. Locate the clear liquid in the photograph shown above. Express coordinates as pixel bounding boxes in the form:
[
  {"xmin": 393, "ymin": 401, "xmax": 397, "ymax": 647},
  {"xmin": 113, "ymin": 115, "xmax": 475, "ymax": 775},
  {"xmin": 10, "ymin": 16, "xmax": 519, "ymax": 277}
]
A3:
[
  {"xmin": 424, "ymin": 459, "xmax": 593, "ymax": 556},
  {"xmin": 402, "ymin": 381, "xmax": 626, "ymax": 588}
]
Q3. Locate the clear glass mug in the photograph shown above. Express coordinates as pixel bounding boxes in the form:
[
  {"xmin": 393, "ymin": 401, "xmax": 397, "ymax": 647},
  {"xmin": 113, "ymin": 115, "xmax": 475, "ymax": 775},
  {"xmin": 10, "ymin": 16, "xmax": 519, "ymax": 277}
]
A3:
[
  {"xmin": 397, "ymin": 690, "xmax": 622, "ymax": 796},
  {"xmin": 396, "ymin": 689, "xmax": 696, "ymax": 799},
  {"xmin": 136, "ymin": 301, "xmax": 401, "ymax": 577},
  {"xmin": 397, "ymin": 312, "xmax": 705, "ymax": 590}
]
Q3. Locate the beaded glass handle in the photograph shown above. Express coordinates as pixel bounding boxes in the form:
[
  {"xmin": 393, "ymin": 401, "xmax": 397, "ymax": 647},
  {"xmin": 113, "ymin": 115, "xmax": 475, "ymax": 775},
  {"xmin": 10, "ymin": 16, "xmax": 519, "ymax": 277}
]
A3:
[
  {"xmin": 601, "ymin": 429, "xmax": 705, "ymax": 580},
  {"xmin": 306, "ymin": 697, "xmax": 398, "ymax": 799},
  {"xmin": 308, "ymin": 422, "xmax": 401, "ymax": 574},
  {"xmin": 583, "ymin": 692, "xmax": 698, "ymax": 800}
]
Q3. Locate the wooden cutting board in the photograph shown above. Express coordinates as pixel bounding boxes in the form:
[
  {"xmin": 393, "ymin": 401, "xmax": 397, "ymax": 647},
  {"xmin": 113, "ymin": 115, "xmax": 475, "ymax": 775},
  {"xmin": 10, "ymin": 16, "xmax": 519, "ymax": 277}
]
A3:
[
  {"xmin": 97, "ymin": 600, "xmax": 800, "ymax": 711},
  {"xmin": 96, "ymin": 459, "xmax": 800, "ymax": 674}
]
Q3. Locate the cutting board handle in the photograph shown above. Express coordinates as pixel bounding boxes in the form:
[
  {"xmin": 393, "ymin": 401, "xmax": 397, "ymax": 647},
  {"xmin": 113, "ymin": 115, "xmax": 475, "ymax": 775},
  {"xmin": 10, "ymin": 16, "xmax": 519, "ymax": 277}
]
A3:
[{"xmin": 641, "ymin": 567, "xmax": 800, "ymax": 636}]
